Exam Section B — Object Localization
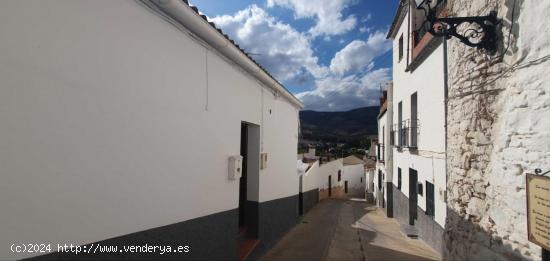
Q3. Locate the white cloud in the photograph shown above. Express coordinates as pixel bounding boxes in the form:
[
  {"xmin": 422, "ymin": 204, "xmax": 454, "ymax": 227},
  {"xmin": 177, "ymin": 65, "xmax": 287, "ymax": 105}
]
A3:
[
  {"xmin": 211, "ymin": 5, "xmax": 328, "ymax": 81},
  {"xmin": 210, "ymin": 4, "xmax": 392, "ymax": 111},
  {"xmin": 329, "ymin": 31, "xmax": 392, "ymax": 75},
  {"xmin": 267, "ymin": 0, "xmax": 357, "ymax": 38},
  {"xmin": 361, "ymin": 13, "xmax": 372, "ymax": 23},
  {"xmin": 296, "ymin": 68, "xmax": 391, "ymax": 111},
  {"xmin": 359, "ymin": 26, "xmax": 371, "ymax": 33}
]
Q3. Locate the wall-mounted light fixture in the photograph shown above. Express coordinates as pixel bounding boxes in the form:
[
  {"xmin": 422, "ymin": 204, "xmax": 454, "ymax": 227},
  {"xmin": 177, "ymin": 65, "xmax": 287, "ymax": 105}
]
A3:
[{"xmin": 415, "ymin": 0, "xmax": 499, "ymax": 53}]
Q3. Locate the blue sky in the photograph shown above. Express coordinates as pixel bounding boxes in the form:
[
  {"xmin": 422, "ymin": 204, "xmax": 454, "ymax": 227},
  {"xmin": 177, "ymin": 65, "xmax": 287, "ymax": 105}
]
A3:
[{"xmin": 190, "ymin": 0, "xmax": 398, "ymax": 111}]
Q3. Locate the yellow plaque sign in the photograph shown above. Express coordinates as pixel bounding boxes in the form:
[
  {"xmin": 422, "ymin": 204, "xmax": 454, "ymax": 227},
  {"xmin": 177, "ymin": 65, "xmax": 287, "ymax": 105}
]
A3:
[{"xmin": 526, "ymin": 174, "xmax": 550, "ymax": 251}]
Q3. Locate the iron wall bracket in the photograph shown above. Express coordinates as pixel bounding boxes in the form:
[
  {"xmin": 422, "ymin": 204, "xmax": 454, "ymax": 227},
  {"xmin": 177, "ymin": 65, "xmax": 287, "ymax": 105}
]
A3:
[{"xmin": 427, "ymin": 11, "xmax": 499, "ymax": 53}]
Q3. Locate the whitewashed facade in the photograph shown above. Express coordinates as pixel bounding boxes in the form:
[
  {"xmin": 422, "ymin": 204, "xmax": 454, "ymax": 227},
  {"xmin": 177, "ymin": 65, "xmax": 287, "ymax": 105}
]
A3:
[
  {"xmin": 342, "ymin": 156, "xmax": 367, "ymax": 198},
  {"xmin": 375, "ymin": 106, "xmax": 388, "ymax": 208},
  {"xmin": 385, "ymin": 0, "xmax": 447, "ymax": 253},
  {"xmin": 0, "ymin": 1, "xmax": 303, "ymax": 260},
  {"xmin": 443, "ymin": 0, "xmax": 550, "ymax": 260}
]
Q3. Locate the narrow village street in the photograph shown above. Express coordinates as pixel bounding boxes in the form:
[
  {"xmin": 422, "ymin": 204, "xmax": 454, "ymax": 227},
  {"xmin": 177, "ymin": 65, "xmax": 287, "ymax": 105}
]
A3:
[{"xmin": 261, "ymin": 199, "xmax": 441, "ymax": 261}]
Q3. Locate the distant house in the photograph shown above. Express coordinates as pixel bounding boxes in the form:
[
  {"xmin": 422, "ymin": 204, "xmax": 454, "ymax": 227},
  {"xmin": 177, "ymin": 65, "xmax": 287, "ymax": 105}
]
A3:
[
  {"xmin": 366, "ymin": 139, "xmax": 378, "ymax": 159},
  {"xmin": 315, "ymin": 155, "xmax": 366, "ymax": 200},
  {"xmin": 375, "ymin": 86, "xmax": 391, "ymax": 211},
  {"xmin": 0, "ymin": 1, "xmax": 303, "ymax": 260},
  {"xmin": 342, "ymin": 156, "xmax": 367, "ymax": 198}
]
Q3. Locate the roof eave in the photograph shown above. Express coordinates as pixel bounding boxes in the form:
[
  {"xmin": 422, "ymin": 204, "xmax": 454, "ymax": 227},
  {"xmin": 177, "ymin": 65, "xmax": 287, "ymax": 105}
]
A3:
[{"xmin": 386, "ymin": 0, "xmax": 410, "ymax": 39}]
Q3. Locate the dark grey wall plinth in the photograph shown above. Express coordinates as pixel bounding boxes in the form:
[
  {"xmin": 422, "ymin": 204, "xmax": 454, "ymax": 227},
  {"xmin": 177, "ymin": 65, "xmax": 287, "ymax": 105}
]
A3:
[
  {"xmin": 416, "ymin": 206, "xmax": 444, "ymax": 254},
  {"xmin": 392, "ymin": 184, "xmax": 410, "ymax": 227},
  {"xmin": 246, "ymin": 200, "xmax": 260, "ymax": 238},
  {"xmin": 247, "ymin": 194, "xmax": 299, "ymax": 260},
  {"xmin": 26, "ymin": 209, "xmax": 239, "ymax": 261},
  {"xmin": 385, "ymin": 182, "xmax": 394, "ymax": 218},
  {"xmin": 302, "ymin": 188, "xmax": 319, "ymax": 214},
  {"xmin": 27, "ymin": 194, "xmax": 311, "ymax": 261},
  {"xmin": 392, "ymin": 185, "xmax": 444, "ymax": 254}
]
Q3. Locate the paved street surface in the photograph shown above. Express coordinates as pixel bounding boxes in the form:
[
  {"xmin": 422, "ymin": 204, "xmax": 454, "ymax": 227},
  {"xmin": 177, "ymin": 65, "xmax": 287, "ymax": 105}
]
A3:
[{"xmin": 261, "ymin": 199, "xmax": 441, "ymax": 261}]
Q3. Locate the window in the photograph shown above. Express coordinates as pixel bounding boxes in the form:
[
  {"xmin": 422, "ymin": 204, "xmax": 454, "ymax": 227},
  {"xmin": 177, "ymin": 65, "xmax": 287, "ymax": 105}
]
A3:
[
  {"xmin": 398, "ymin": 34, "xmax": 404, "ymax": 62},
  {"xmin": 390, "ymin": 126, "xmax": 395, "ymax": 146},
  {"xmin": 378, "ymin": 170, "xmax": 382, "ymax": 190},
  {"xmin": 410, "ymin": 92, "xmax": 418, "ymax": 148},
  {"xmin": 382, "ymin": 126, "xmax": 385, "ymax": 161},
  {"xmin": 426, "ymin": 181, "xmax": 435, "ymax": 217},
  {"xmin": 338, "ymin": 170, "xmax": 341, "ymax": 182},
  {"xmin": 398, "ymin": 102, "xmax": 403, "ymax": 147},
  {"xmin": 418, "ymin": 182, "xmax": 423, "ymax": 196},
  {"xmin": 382, "ymin": 126, "xmax": 385, "ymax": 147},
  {"xmin": 397, "ymin": 168, "xmax": 402, "ymax": 190},
  {"xmin": 377, "ymin": 144, "xmax": 381, "ymax": 161}
]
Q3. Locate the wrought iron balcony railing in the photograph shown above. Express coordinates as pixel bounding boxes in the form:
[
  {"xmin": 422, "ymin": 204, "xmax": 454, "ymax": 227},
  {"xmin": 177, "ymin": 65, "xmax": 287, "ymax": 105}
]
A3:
[
  {"xmin": 377, "ymin": 143, "xmax": 385, "ymax": 163},
  {"xmin": 394, "ymin": 119, "xmax": 419, "ymax": 150}
]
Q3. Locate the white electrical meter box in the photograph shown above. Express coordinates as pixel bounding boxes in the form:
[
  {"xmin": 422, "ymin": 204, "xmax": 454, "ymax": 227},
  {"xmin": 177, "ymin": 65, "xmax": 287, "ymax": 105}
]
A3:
[
  {"xmin": 228, "ymin": 155, "xmax": 243, "ymax": 180},
  {"xmin": 260, "ymin": 153, "xmax": 268, "ymax": 170}
]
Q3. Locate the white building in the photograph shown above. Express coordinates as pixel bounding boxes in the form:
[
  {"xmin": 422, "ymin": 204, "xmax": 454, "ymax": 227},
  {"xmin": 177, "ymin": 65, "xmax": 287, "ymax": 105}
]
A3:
[
  {"xmin": 317, "ymin": 158, "xmax": 344, "ymax": 200},
  {"xmin": 383, "ymin": 0, "xmax": 447, "ymax": 254},
  {"xmin": 0, "ymin": 1, "xmax": 304, "ymax": 260},
  {"xmin": 342, "ymin": 156, "xmax": 367, "ymax": 198},
  {"xmin": 311, "ymin": 156, "xmax": 366, "ymax": 200},
  {"xmin": 374, "ymin": 86, "xmax": 393, "ymax": 214},
  {"xmin": 298, "ymin": 160, "xmax": 320, "ymax": 215}
]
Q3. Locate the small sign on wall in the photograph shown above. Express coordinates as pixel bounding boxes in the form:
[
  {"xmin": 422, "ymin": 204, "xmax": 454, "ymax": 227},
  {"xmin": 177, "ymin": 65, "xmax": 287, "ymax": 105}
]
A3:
[
  {"xmin": 228, "ymin": 155, "xmax": 243, "ymax": 181},
  {"xmin": 526, "ymin": 173, "xmax": 550, "ymax": 251},
  {"xmin": 260, "ymin": 153, "xmax": 268, "ymax": 170}
]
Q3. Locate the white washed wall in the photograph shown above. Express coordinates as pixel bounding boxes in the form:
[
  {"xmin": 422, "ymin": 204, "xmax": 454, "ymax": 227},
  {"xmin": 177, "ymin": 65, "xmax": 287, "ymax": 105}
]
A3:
[
  {"xmin": 303, "ymin": 161, "xmax": 320, "ymax": 192},
  {"xmin": 445, "ymin": 0, "xmax": 550, "ymax": 259},
  {"xmin": 0, "ymin": 1, "xmax": 299, "ymax": 259},
  {"xmin": 390, "ymin": 5, "xmax": 447, "ymax": 228},
  {"xmin": 317, "ymin": 159, "xmax": 344, "ymax": 190},
  {"xmin": 366, "ymin": 169, "xmax": 375, "ymax": 193},
  {"xmin": 343, "ymin": 164, "xmax": 365, "ymax": 190}
]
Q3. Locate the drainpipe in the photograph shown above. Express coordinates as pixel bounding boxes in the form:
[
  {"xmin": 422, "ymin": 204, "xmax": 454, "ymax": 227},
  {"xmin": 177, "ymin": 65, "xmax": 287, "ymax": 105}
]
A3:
[
  {"xmin": 406, "ymin": 3, "xmax": 411, "ymax": 69},
  {"xmin": 147, "ymin": 0, "xmax": 304, "ymax": 109},
  {"xmin": 443, "ymin": 39, "xmax": 449, "ymax": 204}
]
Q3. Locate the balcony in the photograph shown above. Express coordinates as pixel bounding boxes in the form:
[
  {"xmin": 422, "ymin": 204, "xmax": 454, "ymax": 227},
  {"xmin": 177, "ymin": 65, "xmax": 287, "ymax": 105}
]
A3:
[
  {"xmin": 377, "ymin": 143, "xmax": 385, "ymax": 163},
  {"xmin": 393, "ymin": 119, "xmax": 419, "ymax": 150}
]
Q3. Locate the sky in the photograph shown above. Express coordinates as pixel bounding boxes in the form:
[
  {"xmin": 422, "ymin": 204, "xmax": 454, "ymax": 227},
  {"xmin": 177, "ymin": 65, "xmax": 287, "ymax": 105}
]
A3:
[{"xmin": 189, "ymin": 0, "xmax": 399, "ymax": 111}]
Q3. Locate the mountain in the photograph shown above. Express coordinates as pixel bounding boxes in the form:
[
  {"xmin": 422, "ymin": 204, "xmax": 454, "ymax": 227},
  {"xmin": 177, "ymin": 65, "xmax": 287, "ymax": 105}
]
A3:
[{"xmin": 299, "ymin": 106, "xmax": 380, "ymax": 146}]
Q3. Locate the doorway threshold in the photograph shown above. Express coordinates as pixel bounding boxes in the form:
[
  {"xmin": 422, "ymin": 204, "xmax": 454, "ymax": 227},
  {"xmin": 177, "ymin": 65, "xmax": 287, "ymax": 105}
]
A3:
[{"xmin": 239, "ymin": 238, "xmax": 260, "ymax": 261}]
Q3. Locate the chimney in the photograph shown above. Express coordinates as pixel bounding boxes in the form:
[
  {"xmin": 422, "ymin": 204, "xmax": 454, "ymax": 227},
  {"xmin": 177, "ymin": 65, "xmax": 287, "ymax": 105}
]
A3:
[{"xmin": 308, "ymin": 144, "xmax": 316, "ymax": 158}]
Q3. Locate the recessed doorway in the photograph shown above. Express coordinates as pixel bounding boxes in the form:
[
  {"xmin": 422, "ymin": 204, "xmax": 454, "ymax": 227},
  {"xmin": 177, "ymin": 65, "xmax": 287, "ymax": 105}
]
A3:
[{"xmin": 238, "ymin": 122, "xmax": 260, "ymax": 261}]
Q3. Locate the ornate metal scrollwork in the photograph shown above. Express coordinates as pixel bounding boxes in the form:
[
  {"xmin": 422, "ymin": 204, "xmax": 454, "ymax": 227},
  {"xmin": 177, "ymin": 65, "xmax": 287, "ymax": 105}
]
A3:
[
  {"xmin": 428, "ymin": 12, "xmax": 498, "ymax": 52},
  {"xmin": 417, "ymin": 0, "xmax": 499, "ymax": 52}
]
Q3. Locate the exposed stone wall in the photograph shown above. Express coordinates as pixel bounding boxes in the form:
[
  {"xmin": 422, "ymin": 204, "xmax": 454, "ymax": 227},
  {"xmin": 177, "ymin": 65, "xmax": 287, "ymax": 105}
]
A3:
[{"xmin": 445, "ymin": 0, "xmax": 550, "ymax": 260}]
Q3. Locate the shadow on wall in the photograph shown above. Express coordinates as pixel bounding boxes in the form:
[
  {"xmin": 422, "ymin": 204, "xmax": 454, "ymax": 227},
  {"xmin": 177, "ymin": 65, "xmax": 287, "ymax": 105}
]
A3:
[
  {"xmin": 444, "ymin": 208, "xmax": 533, "ymax": 261},
  {"xmin": 443, "ymin": 0, "xmax": 539, "ymax": 260},
  {"xmin": 502, "ymin": 0, "xmax": 522, "ymax": 56}
]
